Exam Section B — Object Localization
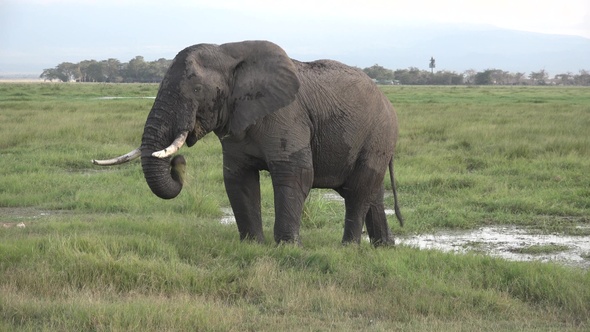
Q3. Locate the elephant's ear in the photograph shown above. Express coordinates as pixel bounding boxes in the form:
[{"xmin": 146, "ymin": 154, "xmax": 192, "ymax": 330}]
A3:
[{"xmin": 222, "ymin": 41, "xmax": 300, "ymax": 133}]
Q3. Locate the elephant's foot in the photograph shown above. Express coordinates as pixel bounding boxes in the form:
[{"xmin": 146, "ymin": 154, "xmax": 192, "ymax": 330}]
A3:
[
  {"xmin": 240, "ymin": 232, "xmax": 265, "ymax": 244},
  {"xmin": 342, "ymin": 216, "xmax": 364, "ymax": 245},
  {"xmin": 371, "ymin": 236, "xmax": 395, "ymax": 247},
  {"xmin": 275, "ymin": 234, "xmax": 302, "ymax": 247},
  {"xmin": 341, "ymin": 239, "xmax": 361, "ymax": 246}
]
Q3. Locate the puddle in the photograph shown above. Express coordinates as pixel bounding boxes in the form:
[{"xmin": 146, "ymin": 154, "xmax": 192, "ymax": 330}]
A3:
[
  {"xmin": 398, "ymin": 226, "xmax": 590, "ymax": 269},
  {"xmin": 1, "ymin": 207, "xmax": 53, "ymax": 219},
  {"xmin": 322, "ymin": 192, "xmax": 344, "ymax": 202},
  {"xmin": 96, "ymin": 96, "xmax": 155, "ymax": 100},
  {"xmin": 219, "ymin": 190, "xmax": 590, "ymax": 269},
  {"xmin": 0, "ymin": 207, "xmax": 57, "ymax": 228},
  {"xmin": 220, "ymin": 207, "xmax": 236, "ymax": 225}
]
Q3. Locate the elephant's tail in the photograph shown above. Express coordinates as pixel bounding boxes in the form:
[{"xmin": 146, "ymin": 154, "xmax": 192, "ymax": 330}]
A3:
[{"xmin": 389, "ymin": 158, "xmax": 404, "ymax": 227}]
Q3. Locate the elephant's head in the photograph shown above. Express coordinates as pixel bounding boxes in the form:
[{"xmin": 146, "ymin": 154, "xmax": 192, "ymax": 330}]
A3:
[{"xmin": 93, "ymin": 41, "xmax": 300, "ymax": 199}]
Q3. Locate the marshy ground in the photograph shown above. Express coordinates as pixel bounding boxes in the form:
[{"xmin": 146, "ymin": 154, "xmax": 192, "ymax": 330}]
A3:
[{"xmin": 1, "ymin": 83, "xmax": 588, "ymax": 330}]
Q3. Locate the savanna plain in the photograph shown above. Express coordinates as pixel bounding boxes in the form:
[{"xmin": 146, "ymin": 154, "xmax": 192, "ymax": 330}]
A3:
[{"xmin": 0, "ymin": 83, "xmax": 589, "ymax": 331}]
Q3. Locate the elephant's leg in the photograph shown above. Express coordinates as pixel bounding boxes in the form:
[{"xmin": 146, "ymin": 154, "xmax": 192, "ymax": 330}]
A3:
[
  {"xmin": 223, "ymin": 167, "xmax": 264, "ymax": 243},
  {"xmin": 341, "ymin": 196, "xmax": 370, "ymax": 244},
  {"xmin": 339, "ymin": 167, "xmax": 387, "ymax": 245},
  {"xmin": 268, "ymin": 162, "xmax": 314, "ymax": 244},
  {"xmin": 364, "ymin": 185, "xmax": 395, "ymax": 246}
]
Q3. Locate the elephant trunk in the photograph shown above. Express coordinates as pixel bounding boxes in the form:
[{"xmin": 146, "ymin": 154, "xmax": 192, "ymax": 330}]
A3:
[
  {"xmin": 141, "ymin": 152, "xmax": 185, "ymax": 200},
  {"xmin": 140, "ymin": 101, "xmax": 194, "ymax": 200}
]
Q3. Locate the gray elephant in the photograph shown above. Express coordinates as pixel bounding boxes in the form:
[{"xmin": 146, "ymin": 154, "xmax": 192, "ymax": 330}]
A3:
[{"xmin": 93, "ymin": 40, "xmax": 403, "ymax": 246}]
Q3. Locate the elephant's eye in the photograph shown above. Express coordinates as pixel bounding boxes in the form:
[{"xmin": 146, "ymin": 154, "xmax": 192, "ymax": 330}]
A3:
[{"xmin": 194, "ymin": 84, "xmax": 203, "ymax": 93}]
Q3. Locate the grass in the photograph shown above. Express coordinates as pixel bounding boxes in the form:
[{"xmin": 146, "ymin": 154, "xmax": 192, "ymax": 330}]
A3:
[
  {"xmin": 0, "ymin": 83, "xmax": 589, "ymax": 330},
  {"xmin": 384, "ymin": 85, "xmax": 590, "ymax": 232},
  {"xmin": 510, "ymin": 244, "xmax": 571, "ymax": 255}
]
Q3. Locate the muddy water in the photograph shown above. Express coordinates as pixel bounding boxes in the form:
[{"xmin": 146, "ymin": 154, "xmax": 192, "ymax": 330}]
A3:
[
  {"xmin": 220, "ymin": 208, "xmax": 236, "ymax": 225},
  {"xmin": 219, "ymin": 191, "xmax": 590, "ymax": 269},
  {"xmin": 1, "ymin": 207, "xmax": 54, "ymax": 224},
  {"xmin": 398, "ymin": 226, "xmax": 590, "ymax": 269},
  {"xmin": 318, "ymin": 191, "xmax": 590, "ymax": 268}
]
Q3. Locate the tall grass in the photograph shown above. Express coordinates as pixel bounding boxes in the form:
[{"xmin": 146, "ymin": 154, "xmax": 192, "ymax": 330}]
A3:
[
  {"xmin": 386, "ymin": 85, "xmax": 590, "ymax": 231},
  {"xmin": 1, "ymin": 83, "xmax": 589, "ymax": 330}
]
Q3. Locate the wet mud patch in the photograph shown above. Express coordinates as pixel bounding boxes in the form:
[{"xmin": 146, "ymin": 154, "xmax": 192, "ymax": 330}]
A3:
[
  {"xmin": 318, "ymin": 191, "xmax": 590, "ymax": 268},
  {"xmin": 220, "ymin": 207, "xmax": 236, "ymax": 225},
  {"xmin": 1, "ymin": 207, "xmax": 63, "ymax": 227},
  {"xmin": 398, "ymin": 226, "xmax": 590, "ymax": 269},
  {"xmin": 220, "ymin": 190, "xmax": 590, "ymax": 268}
]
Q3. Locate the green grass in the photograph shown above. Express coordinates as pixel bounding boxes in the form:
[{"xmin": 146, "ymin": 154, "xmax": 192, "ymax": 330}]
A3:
[
  {"xmin": 385, "ymin": 85, "xmax": 590, "ymax": 232},
  {"xmin": 1, "ymin": 83, "xmax": 589, "ymax": 330},
  {"xmin": 510, "ymin": 244, "xmax": 571, "ymax": 255}
]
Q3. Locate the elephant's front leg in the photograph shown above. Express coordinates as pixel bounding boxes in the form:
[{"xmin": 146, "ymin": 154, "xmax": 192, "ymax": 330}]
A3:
[
  {"xmin": 268, "ymin": 162, "xmax": 313, "ymax": 244},
  {"xmin": 223, "ymin": 166, "xmax": 264, "ymax": 243}
]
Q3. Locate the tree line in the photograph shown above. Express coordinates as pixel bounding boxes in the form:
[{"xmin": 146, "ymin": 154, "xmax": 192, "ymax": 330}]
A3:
[
  {"xmin": 363, "ymin": 64, "xmax": 590, "ymax": 86},
  {"xmin": 40, "ymin": 57, "xmax": 172, "ymax": 83},
  {"xmin": 40, "ymin": 57, "xmax": 590, "ymax": 86}
]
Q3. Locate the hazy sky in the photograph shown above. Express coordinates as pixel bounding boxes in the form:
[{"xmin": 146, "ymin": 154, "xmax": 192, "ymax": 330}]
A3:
[{"xmin": 1, "ymin": 0, "xmax": 589, "ymax": 74}]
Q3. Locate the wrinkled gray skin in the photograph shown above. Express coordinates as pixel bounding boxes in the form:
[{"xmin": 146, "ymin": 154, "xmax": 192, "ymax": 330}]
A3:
[{"xmin": 140, "ymin": 40, "xmax": 402, "ymax": 246}]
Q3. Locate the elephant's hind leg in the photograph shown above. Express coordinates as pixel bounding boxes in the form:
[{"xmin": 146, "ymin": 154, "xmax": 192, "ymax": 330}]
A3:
[
  {"xmin": 364, "ymin": 185, "xmax": 395, "ymax": 246},
  {"xmin": 341, "ymin": 197, "xmax": 369, "ymax": 244},
  {"xmin": 339, "ymin": 165, "xmax": 390, "ymax": 245}
]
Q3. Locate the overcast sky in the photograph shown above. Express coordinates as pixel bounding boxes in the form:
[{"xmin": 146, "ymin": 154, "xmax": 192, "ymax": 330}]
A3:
[{"xmin": 1, "ymin": 0, "xmax": 589, "ymax": 74}]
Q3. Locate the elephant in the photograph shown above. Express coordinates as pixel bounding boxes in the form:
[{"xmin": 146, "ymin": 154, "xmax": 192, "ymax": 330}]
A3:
[{"xmin": 93, "ymin": 40, "xmax": 403, "ymax": 246}]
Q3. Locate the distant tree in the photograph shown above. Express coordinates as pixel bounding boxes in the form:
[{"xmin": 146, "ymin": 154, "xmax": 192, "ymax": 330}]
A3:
[
  {"xmin": 431, "ymin": 71, "xmax": 463, "ymax": 85},
  {"xmin": 429, "ymin": 57, "xmax": 435, "ymax": 74},
  {"xmin": 126, "ymin": 56, "xmax": 148, "ymax": 82},
  {"xmin": 463, "ymin": 69, "xmax": 477, "ymax": 84},
  {"xmin": 82, "ymin": 60, "xmax": 107, "ymax": 82},
  {"xmin": 529, "ymin": 69, "xmax": 548, "ymax": 85},
  {"xmin": 489, "ymin": 70, "xmax": 511, "ymax": 85},
  {"xmin": 40, "ymin": 56, "xmax": 589, "ymax": 86},
  {"xmin": 393, "ymin": 67, "xmax": 431, "ymax": 85},
  {"xmin": 145, "ymin": 58, "xmax": 172, "ymax": 82},
  {"xmin": 513, "ymin": 72, "xmax": 526, "ymax": 85},
  {"xmin": 451, "ymin": 73, "xmax": 464, "ymax": 85},
  {"xmin": 474, "ymin": 70, "xmax": 493, "ymax": 85},
  {"xmin": 363, "ymin": 64, "xmax": 395, "ymax": 82},
  {"xmin": 42, "ymin": 62, "xmax": 79, "ymax": 82},
  {"xmin": 554, "ymin": 72, "xmax": 574, "ymax": 85},
  {"xmin": 40, "ymin": 68, "xmax": 61, "ymax": 82},
  {"xmin": 103, "ymin": 58, "xmax": 123, "ymax": 82},
  {"xmin": 574, "ymin": 70, "xmax": 590, "ymax": 85}
]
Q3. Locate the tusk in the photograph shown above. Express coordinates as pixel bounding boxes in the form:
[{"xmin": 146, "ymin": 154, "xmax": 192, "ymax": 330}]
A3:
[
  {"xmin": 92, "ymin": 148, "xmax": 141, "ymax": 166},
  {"xmin": 152, "ymin": 131, "xmax": 188, "ymax": 158}
]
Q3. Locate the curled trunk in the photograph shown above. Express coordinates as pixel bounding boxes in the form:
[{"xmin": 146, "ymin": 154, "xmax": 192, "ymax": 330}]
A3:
[
  {"xmin": 141, "ymin": 152, "xmax": 184, "ymax": 200},
  {"xmin": 140, "ymin": 103, "xmax": 191, "ymax": 199}
]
